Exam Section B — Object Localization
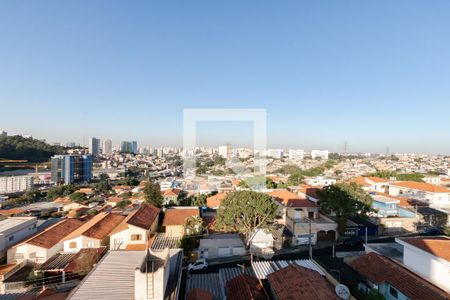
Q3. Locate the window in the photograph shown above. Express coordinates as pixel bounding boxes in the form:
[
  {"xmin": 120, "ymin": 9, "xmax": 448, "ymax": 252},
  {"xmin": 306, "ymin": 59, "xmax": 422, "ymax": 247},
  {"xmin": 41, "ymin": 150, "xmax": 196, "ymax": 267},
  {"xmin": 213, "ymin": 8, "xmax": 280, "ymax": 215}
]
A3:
[
  {"xmin": 131, "ymin": 234, "xmax": 142, "ymax": 241},
  {"xmin": 308, "ymin": 211, "xmax": 315, "ymax": 219},
  {"xmin": 8, "ymin": 236, "xmax": 14, "ymax": 241},
  {"xmin": 390, "ymin": 286, "xmax": 398, "ymax": 298},
  {"xmin": 69, "ymin": 242, "xmax": 77, "ymax": 249},
  {"xmin": 87, "ymin": 241, "xmax": 95, "ymax": 248}
]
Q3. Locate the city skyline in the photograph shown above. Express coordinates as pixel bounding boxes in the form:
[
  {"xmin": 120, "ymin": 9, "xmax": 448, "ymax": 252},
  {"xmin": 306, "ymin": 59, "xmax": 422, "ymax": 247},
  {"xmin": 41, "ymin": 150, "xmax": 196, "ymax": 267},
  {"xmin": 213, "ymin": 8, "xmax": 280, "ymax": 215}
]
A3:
[{"xmin": 2, "ymin": 1, "xmax": 450, "ymax": 154}]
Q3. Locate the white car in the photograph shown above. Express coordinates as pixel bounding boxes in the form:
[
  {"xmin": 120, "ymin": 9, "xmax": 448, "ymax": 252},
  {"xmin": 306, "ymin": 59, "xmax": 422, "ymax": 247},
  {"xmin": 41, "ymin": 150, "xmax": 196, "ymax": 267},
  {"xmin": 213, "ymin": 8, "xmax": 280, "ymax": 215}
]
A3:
[{"xmin": 188, "ymin": 259, "xmax": 208, "ymax": 272}]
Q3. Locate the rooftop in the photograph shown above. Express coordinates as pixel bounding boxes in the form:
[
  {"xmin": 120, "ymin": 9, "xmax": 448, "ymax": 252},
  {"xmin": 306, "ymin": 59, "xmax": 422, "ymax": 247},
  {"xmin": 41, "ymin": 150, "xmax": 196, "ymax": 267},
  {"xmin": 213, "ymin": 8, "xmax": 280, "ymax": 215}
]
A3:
[
  {"xmin": 63, "ymin": 212, "xmax": 125, "ymax": 241},
  {"xmin": 266, "ymin": 190, "xmax": 318, "ymax": 208},
  {"xmin": 0, "ymin": 217, "xmax": 36, "ymax": 233},
  {"xmin": 225, "ymin": 273, "xmax": 266, "ymax": 300},
  {"xmin": 267, "ymin": 264, "xmax": 339, "ymax": 300},
  {"xmin": 350, "ymin": 252, "xmax": 450, "ymax": 300},
  {"xmin": 392, "ymin": 181, "xmax": 450, "ymax": 193},
  {"xmin": 398, "ymin": 237, "xmax": 450, "ymax": 262},
  {"xmin": 163, "ymin": 207, "xmax": 199, "ymax": 226},
  {"xmin": 25, "ymin": 219, "xmax": 84, "ymax": 249}
]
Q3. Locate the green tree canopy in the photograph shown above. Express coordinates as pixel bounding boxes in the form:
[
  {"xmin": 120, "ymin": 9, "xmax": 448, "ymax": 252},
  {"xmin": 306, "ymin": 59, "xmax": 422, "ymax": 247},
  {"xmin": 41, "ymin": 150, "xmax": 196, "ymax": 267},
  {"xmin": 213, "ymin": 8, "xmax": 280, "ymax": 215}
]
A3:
[
  {"xmin": 0, "ymin": 135, "xmax": 65, "ymax": 163},
  {"xmin": 69, "ymin": 192, "xmax": 86, "ymax": 203},
  {"xmin": 216, "ymin": 191, "xmax": 278, "ymax": 240},
  {"xmin": 317, "ymin": 183, "xmax": 373, "ymax": 234},
  {"xmin": 143, "ymin": 181, "xmax": 163, "ymax": 207},
  {"xmin": 184, "ymin": 215, "xmax": 205, "ymax": 236}
]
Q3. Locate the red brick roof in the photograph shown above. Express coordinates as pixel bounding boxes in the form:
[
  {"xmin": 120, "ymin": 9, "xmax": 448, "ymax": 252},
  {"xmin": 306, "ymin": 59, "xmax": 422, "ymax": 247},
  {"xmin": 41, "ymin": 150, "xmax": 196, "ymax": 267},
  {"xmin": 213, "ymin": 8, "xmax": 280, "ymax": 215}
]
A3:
[
  {"xmin": 206, "ymin": 192, "xmax": 228, "ymax": 208},
  {"xmin": 226, "ymin": 274, "xmax": 267, "ymax": 300},
  {"xmin": 186, "ymin": 288, "xmax": 213, "ymax": 300},
  {"xmin": 163, "ymin": 208, "xmax": 199, "ymax": 226},
  {"xmin": 392, "ymin": 181, "xmax": 450, "ymax": 193},
  {"xmin": 63, "ymin": 212, "xmax": 125, "ymax": 241},
  {"xmin": 127, "ymin": 203, "xmax": 160, "ymax": 230},
  {"xmin": 26, "ymin": 219, "xmax": 85, "ymax": 249},
  {"xmin": 400, "ymin": 237, "xmax": 450, "ymax": 262},
  {"xmin": 349, "ymin": 252, "xmax": 450, "ymax": 300},
  {"xmin": 267, "ymin": 264, "xmax": 339, "ymax": 300},
  {"xmin": 162, "ymin": 188, "xmax": 182, "ymax": 196},
  {"xmin": 267, "ymin": 190, "xmax": 319, "ymax": 208}
]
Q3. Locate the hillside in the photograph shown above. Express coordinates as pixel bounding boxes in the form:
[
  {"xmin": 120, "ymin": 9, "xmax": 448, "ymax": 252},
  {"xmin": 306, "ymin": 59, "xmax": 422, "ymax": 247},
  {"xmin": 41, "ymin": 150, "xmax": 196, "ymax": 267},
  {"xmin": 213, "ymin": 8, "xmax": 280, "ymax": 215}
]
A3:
[{"xmin": 0, "ymin": 135, "xmax": 65, "ymax": 163}]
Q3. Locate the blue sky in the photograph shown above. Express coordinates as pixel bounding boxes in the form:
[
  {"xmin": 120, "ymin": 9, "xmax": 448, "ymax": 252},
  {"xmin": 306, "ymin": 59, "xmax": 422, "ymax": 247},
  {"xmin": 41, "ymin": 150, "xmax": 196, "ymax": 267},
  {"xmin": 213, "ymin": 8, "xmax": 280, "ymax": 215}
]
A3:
[{"xmin": 1, "ymin": 1, "xmax": 450, "ymax": 154}]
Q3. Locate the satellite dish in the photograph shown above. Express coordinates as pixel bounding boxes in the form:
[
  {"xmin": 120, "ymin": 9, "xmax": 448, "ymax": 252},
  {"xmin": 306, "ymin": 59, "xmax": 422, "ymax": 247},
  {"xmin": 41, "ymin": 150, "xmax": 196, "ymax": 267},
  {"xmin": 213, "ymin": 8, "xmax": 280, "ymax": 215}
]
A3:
[{"xmin": 335, "ymin": 284, "xmax": 350, "ymax": 300}]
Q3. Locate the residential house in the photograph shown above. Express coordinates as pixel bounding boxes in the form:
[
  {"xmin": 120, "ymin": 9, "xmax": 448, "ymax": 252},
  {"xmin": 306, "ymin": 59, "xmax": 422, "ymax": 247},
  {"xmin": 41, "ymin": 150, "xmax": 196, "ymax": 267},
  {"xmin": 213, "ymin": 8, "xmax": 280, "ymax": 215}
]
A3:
[
  {"xmin": 68, "ymin": 249, "xmax": 183, "ymax": 300},
  {"xmin": 0, "ymin": 217, "xmax": 37, "ymax": 260},
  {"xmin": 53, "ymin": 197, "xmax": 87, "ymax": 212},
  {"xmin": 292, "ymin": 184, "xmax": 321, "ymax": 203},
  {"xmin": 303, "ymin": 176, "xmax": 336, "ymax": 187},
  {"xmin": 248, "ymin": 228, "xmax": 274, "ymax": 257},
  {"xmin": 350, "ymin": 252, "xmax": 450, "ymax": 300},
  {"xmin": 388, "ymin": 181, "xmax": 450, "ymax": 208},
  {"xmin": 112, "ymin": 185, "xmax": 132, "ymax": 195},
  {"xmin": 396, "ymin": 237, "xmax": 450, "ymax": 293},
  {"xmin": 266, "ymin": 264, "xmax": 339, "ymax": 300},
  {"xmin": 63, "ymin": 212, "xmax": 125, "ymax": 252},
  {"xmin": 351, "ymin": 176, "xmax": 388, "ymax": 193},
  {"xmin": 371, "ymin": 193, "xmax": 419, "ymax": 234},
  {"xmin": 161, "ymin": 188, "xmax": 182, "ymax": 205},
  {"xmin": 206, "ymin": 192, "xmax": 228, "ymax": 209},
  {"xmin": 198, "ymin": 233, "xmax": 245, "ymax": 259},
  {"xmin": 109, "ymin": 203, "xmax": 160, "ymax": 250},
  {"xmin": 162, "ymin": 207, "xmax": 199, "ymax": 237},
  {"xmin": 7, "ymin": 219, "xmax": 84, "ymax": 264},
  {"xmin": 267, "ymin": 190, "xmax": 337, "ymax": 245}
]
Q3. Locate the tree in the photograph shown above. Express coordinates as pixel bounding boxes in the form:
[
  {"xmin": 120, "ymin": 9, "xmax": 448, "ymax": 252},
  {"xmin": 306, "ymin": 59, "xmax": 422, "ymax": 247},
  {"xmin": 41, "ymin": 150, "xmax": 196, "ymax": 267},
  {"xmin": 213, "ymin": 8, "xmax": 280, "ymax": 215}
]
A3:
[
  {"xmin": 184, "ymin": 215, "xmax": 205, "ymax": 236},
  {"xmin": 216, "ymin": 191, "xmax": 278, "ymax": 240},
  {"xmin": 288, "ymin": 172, "xmax": 305, "ymax": 185},
  {"xmin": 143, "ymin": 181, "xmax": 163, "ymax": 207},
  {"xmin": 69, "ymin": 192, "xmax": 86, "ymax": 203},
  {"xmin": 190, "ymin": 194, "xmax": 208, "ymax": 207},
  {"xmin": 317, "ymin": 183, "xmax": 373, "ymax": 234}
]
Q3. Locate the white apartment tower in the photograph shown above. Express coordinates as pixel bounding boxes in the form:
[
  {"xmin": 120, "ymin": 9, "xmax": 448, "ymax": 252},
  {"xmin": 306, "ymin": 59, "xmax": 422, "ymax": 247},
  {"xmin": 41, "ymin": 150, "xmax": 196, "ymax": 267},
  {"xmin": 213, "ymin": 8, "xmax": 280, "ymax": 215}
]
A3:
[{"xmin": 103, "ymin": 139, "xmax": 112, "ymax": 155}]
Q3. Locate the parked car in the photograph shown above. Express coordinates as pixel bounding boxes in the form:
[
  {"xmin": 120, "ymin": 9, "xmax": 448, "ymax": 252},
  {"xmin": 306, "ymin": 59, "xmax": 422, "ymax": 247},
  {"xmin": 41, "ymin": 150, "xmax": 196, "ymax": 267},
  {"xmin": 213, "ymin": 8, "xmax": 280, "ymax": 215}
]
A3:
[
  {"xmin": 420, "ymin": 227, "xmax": 444, "ymax": 236},
  {"xmin": 188, "ymin": 259, "xmax": 208, "ymax": 272}
]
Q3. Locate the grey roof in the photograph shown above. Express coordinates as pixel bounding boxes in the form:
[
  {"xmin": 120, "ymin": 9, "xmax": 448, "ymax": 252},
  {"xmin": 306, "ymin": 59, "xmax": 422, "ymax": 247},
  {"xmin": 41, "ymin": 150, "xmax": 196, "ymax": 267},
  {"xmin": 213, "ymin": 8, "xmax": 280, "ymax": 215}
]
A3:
[
  {"xmin": 365, "ymin": 243, "xmax": 404, "ymax": 262},
  {"xmin": 186, "ymin": 273, "xmax": 223, "ymax": 300},
  {"xmin": 251, "ymin": 259, "xmax": 325, "ymax": 279},
  {"xmin": 68, "ymin": 251, "xmax": 145, "ymax": 300},
  {"xmin": 39, "ymin": 253, "xmax": 78, "ymax": 270},
  {"xmin": 151, "ymin": 233, "xmax": 181, "ymax": 250}
]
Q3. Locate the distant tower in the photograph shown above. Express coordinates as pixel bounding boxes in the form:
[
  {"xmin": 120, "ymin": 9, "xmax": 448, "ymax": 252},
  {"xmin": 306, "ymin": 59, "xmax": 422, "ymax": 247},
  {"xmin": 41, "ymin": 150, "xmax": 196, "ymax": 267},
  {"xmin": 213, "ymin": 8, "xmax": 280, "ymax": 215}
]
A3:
[
  {"xmin": 344, "ymin": 141, "xmax": 348, "ymax": 155},
  {"xmin": 386, "ymin": 146, "xmax": 390, "ymax": 156}
]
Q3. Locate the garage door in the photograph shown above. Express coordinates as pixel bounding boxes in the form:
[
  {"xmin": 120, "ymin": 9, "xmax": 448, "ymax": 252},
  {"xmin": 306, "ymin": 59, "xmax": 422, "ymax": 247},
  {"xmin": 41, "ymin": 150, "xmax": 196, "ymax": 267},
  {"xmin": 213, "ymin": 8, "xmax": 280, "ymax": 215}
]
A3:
[
  {"xmin": 232, "ymin": 247, "xmax": 245, "ymax": 256},
  {"xmin": 218, "ymin": 247, "xmax": 231, "ymax": 257}
]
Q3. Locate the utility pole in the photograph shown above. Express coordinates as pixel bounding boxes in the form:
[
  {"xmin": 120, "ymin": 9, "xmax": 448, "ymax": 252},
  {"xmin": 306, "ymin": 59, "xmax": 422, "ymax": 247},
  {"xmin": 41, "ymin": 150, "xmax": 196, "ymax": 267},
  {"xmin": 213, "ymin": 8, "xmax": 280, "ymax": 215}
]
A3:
[
  {"xmin": 308, "ymin": 218, "xmax": 312, "ymax": 259},
  {"xmin": 365, "ymin": 227, "xmax": 368, "ymax": 244}
]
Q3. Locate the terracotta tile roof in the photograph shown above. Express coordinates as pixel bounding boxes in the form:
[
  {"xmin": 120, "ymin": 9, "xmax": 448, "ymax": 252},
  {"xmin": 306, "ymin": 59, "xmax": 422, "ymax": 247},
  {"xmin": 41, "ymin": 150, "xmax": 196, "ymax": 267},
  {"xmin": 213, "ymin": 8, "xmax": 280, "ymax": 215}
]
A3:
[
  {"xmin": 77, "ymin": 188, "xmax": 94, "ymax": 194},
  {"xmin": 63, "ymin": 212, "xmax": 125, "ymax": 241},
  {"xmin": 349, "ymin": 252, "xmax": 450, "ymax": 300},
  {"xmin": 26, "ymin": 219, "xmax": 85, "ymax": 249},
  {"xmin": 186, "ymin": 288, "xmax": 213, "ymax": 300},
  {"xmin": 400, "ymin": 237, "xmax": 450, "ymax": 262},
  {"xmin": 64, "ymin": 247, "xmax": 106, "ymax": 273},
  {"xmin": 392, "ymin": 181, "xmax": 450, "ymax": 193},
  {"xmin": 162, "ymin": 188, "xmax": 182, "ymax": 196},
  {"xmin": 163, "ymin": 208, "xmax": 199, "ymax": 226},
  {"xmin": 206, "ymin": 192, "xmax": 228, "ymax": 208},
  {"xmin": 53, "ymin": 197, "xmax": 71, "ymax": 205},
  {"xmin": 124, "ymin": 243, "xmax": 147, "ymax": 251},
  {"xmin": 113, "ymin": 185, "xmax": 132, "ymax": 190},
  {"xmin": 36, "ymin": 288, "xmax": 68, "ymax": 300},
  {"xmin": 127, "ymin": 203, "xmax": 160, "ymax": 230},
  {"xmin": 0, "ymin": 264, "xmax": 18, "ymax": 276},
  {"xmin": 226, "ymin": 273, "xmax": 267, "ymax": 300},
  {"xmin": 367, "ymin": 176, "xmax": 388, "ymax": 183},
  {"xmin": 0, "ymin": 208, "xmax": 26, "ymax": 216},
  {"xmin": 267, "ymin": 190, "xmax": 319, "ymax": 208},
  {"xmin": 267, "ymin": 264, "xmax": 339, "ymax": 300},
  {"xmin": 107, "ymin": 196, "xmax": 123, "ymax": 203}
]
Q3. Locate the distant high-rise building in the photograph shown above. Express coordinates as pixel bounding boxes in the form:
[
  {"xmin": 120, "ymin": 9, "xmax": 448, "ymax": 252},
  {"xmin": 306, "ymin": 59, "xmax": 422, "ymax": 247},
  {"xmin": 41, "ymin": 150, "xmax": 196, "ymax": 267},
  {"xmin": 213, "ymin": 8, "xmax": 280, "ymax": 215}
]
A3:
[
  {"xmin": 289, "ymin": 149, "xmax": 304, "ymax": 160},
  {"xmin": 66, "ymin": 142, "xmax": 76, "ymax": 148},
  {"xmin": 218, "ymin": 144, "xmax": 232, "ymax": 159},
  {"xmin": 88, "ymin": 137, "xmax": 101, "ymax": 155},
  {"xmin": 103, "ymin": 139, "xmax": 112, "ymax": 155},
  {"xmin": 120, "ymin": 141, "xmax": 137, "ymax": 154},
  {"xmin": 0, "ymin": 130, "xmax": 7, "ymax": 137},
  {"xmin": 268, "ymin": 149, "xmax": 284, "ymax": 159},
  {"xmin": 51, "ymin": 154, "xmax": 92, "ymax": 184},
  {"xmin": 311, "ymin": 150, "xmax": 329, "ymax": 160}
]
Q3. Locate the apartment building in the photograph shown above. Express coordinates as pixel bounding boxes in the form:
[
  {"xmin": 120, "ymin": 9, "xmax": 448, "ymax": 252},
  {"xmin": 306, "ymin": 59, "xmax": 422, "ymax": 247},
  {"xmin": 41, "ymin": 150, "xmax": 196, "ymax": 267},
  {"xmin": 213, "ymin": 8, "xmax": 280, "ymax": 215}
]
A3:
[{"xmin": 0, "ymin": 176, "xmax": 34, "ymax": 194}]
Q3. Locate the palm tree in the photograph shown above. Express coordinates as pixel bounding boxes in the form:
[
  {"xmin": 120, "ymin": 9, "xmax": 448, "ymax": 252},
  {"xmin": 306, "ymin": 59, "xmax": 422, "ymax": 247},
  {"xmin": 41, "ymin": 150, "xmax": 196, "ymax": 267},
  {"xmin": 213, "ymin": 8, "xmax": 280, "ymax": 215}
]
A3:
[{"xmin": 184, "ymin": 215, "xmax": 205, "ymax": 236}]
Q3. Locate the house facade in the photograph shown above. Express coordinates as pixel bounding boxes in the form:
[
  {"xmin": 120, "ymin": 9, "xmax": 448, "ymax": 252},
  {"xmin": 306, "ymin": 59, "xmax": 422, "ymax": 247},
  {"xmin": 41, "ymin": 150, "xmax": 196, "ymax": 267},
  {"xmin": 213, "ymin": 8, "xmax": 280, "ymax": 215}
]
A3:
[
  {"xmin": 388, "ymin": 181, "xmax": 450, "ymax": 208},
  {"xmin": 109, "ymin": 203, "xmax": 160, "ymax": 250},
  {"xmin": 162, "ymin": 207, "xmax": 199, "ymax": 237}
]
